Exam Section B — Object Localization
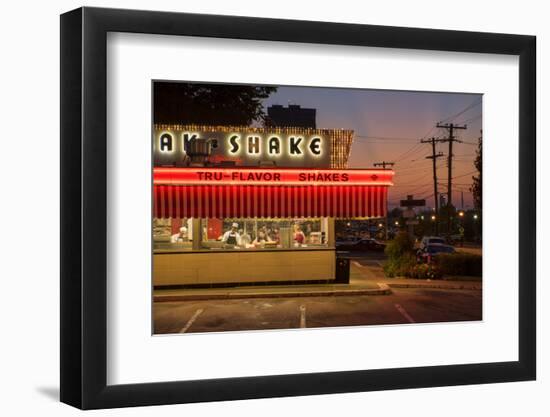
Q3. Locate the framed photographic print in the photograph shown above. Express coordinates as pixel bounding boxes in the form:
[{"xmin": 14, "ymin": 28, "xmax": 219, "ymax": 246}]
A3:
[{"xmin": 60, "ymin": 6, "xmax": 536, "ymax": 409}]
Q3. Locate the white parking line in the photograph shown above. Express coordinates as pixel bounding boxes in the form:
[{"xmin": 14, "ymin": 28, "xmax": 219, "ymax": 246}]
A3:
[
  {"xmin": 179, "ymin": 308, "xmax": 204, "ymax": 333},
  {"xmin": 299, "ymin": 305, "xmax": 307, "ymax": 328},
  {"xmin": 353, "ymin": 260, "xmax": 384, "ymax": 268},
  {"xmin": 394, "ymin": 304, "xmax": 415, "ymax": 323}
]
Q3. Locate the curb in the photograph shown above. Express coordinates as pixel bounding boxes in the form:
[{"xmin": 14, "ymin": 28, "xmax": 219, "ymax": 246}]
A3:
[
  {"xmin": 387, "ymin": 283, "xmax": 482, "ymax": 291},
  {"xmin": 154, "ymin": 283, "xmax": 392, "ymax": 302}
]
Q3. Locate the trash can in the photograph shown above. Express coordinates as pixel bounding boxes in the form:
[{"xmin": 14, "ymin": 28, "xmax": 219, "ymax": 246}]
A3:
[{"xmin": 335, "ymin": 256, "xmax": 351, "ymax": 284}]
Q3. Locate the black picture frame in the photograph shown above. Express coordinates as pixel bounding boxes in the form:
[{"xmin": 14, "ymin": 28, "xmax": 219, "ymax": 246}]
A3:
[{"xmin": 60, "ymin": 6, "xmax": 536, "ymax": 410}]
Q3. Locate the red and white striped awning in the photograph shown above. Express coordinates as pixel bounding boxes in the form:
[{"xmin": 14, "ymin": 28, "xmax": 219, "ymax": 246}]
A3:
[{"xmin": 153, "ymin": 168, "xmax": 393, "ymax": 219}]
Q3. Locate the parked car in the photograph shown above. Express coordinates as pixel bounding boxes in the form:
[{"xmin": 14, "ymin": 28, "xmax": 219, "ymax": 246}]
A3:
[
  {"xmin": 335, "ymin": 236, "xmax": 361, "ymax": 244},
  {"xmin": 416, "ymin": 243, "xmax": 456, "ymax": 263},
  {"xmin": 336, "ymin": 238, "xmax": 386, "ymax": 252},
  {"xmin": 420, "ymin": 236, "xmax": 446, "ymax": 249}
]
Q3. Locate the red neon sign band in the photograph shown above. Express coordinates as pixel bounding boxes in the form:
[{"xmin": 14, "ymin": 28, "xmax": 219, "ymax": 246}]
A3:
[{"xmin": 154, "ymin": 168, "xmax": 394, "ymax": 186}]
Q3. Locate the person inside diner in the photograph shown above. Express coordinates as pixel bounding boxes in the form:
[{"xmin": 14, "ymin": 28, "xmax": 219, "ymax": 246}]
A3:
[
  {"xmin": 170, "ymin": 226, "xmax": 188, "ymax": 243},
  {"xmin": 221, "ymin": 222, "xmax": 241, "ymax": 246},
  {"xmin": 252, "ymin": 229, "xmax": 272, "ymax": 246},
  {"xmin": 293, "ymin": 223, "xmax": 306, "ymax": 245},
  {"xmin": 270, "ymin": 226, "xmax": 280, "ymax": 243},
  {"xmin": 239, "ymin": 229, "xmax": 252, "ymax": 246}
]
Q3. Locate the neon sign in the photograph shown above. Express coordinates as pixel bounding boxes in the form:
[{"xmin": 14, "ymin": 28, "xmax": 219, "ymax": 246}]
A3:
[
  {"xmin": 153, "ymin": 127, "xmax": 332, "ymax": 168},
  {"xmin": 154, "ymin": 168, "xmax": 394, "ymax": 186},
  {"xmin": 227, "ymin": 134, "xmax": 322, "ymax": 157}
]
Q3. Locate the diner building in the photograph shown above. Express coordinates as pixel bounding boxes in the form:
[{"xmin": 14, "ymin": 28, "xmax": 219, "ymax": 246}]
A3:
[{"xmin": 153, "ymin": 124, "xmax": 394, "ymax": 287}]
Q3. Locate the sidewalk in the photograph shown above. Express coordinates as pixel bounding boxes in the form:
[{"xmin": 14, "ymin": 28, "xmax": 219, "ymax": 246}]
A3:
[
  {"xmin": 154, "ymin": 261, "xmax": 482, "ymax": 302},
  {"xmin": 378, "ymin": 277, "xmax": 482, "ymax": 291}
]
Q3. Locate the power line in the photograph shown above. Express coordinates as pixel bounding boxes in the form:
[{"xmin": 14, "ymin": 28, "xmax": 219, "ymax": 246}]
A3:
[
  {"xmin": 389, "ymin": 186, "xmax": 433, "ymax": 197},
  {"xmin": 393, "ymin": 161, "xmax": 432, "ymax": 172},
  {"xmin": 392, "ymin": 124, "xmax": 443, "ymax": 163},
  {"xmin": 438, "ymin": 182, "xmax": 472, "ymax": 189},
  {"xmin": 396, "ymin": 144, "xmax": 429, "ymax": 162},
  {"xmin": 395, "ymin": 162, "xmax": 433, "ymax": 171},
  {"xmin": 354, "ymin": 135, "xmax": 420, "ymax": 141},
  {"xmin": 460, "ymin": 140, "xmax": 480, "ymax": 145},
  {"xmin": 392, "ymin": 182, "xmax": 433, "ymax": 188},
  {"xmin": 416, "ymin": 192, "xmax": 435, "ymax": 202},
  {"xmin": 394, "ymin": 143, "xmax": 424, "ymax": 162},
  {"xmin": 439, "ymin": 170, "xmax": 478, "ymax": 181},
  {"xmin": 390, "ymin": 183, "xmax": 433, "ymax": 197},
  {"xmin": 392, "ymin": 171, "xmax": 433, "ymax": 183},
  {"xmin": 439, "ymin": 98, "xmax": 482, "ymax": 124},
  {"xmin": 393, "ymin": 168, "xmax": 434, "ymax": 182},
  {"xmin": 419, "ymin": 125, "xmax": 437, "ymax": 141},
  {"xmin": 455, "ymin": 114, "xmax": 482, "ymax": 125}
]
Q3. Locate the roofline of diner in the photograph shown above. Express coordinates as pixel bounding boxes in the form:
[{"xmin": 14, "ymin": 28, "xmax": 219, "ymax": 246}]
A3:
[{"xmin": 153, "ymin": 124, "xmax": 355, "ymax": 134}]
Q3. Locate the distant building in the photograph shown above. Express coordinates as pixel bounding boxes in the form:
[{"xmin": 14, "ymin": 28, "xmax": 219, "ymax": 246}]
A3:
[{"xmin": 267, "ymin": 104, "xmax": 316, "ymax": 129}]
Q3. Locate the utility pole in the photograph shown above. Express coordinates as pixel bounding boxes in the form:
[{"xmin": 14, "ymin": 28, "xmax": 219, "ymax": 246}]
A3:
[
  {"xmin": 421, "ymin": 137, "xmax": 444, "ymax": 235},
  {"xmin": 436, "ymin": 122, "xmax": 467, "ymax": 237},
  {"xmin": 374, "ymin": 161, "xmax": 395, "ymax": 240}
]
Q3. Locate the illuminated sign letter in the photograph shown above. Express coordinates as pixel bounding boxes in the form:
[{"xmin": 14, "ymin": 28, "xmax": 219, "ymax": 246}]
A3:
[
  {"xmin": 228, "ymin": 134, "xmax": 240, "ymax": 154},
  {"xmin": 309, "ymin": 137, "xmax": 322, "ymax": 155},
  {"xmin": 247, "ymin": 136, "xmax": 261, "ymax": 154},
  {"xmin": 289, "ymin": 136, "xmax": 303, "ymax": 155},
  {"xmin": 268, "ymin": 136, "xmax": 281, "ymax": 155},
  {"xmin": 159, "ymin": 133, "xmax": 173, "ymax": 152},
  {"xmin": 182, "ymin": 132, "xmax": 198, "ymax": 153}
]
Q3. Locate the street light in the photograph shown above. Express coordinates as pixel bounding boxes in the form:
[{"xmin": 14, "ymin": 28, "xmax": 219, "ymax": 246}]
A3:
[
  {"xmin": 431, "ymin": 215, "xmax": 436, "ymax": 221},
  {"xmin": 458, "ymin": 211, "xmax": 464, "ymax": 217},
  {"xmin": 473, "ymin": 214, "xmax": 478, "ymax": 220}
]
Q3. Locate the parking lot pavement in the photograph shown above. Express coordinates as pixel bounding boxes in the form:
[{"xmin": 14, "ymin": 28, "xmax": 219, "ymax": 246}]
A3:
[
  {"xmin": 456, "ymin": 246, "xmax": 482, "ymax": 256},
  {"xmin": 340, "ymin": 250, "xmax": 387, "ymax": 262},
  {"xmin": 153, "ymin": 287, "xmax": 482, "ymax": 335}
]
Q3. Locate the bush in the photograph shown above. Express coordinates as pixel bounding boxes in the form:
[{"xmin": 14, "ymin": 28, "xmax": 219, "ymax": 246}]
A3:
[
  {"xmin": 382, "ymin": 232, "xmax": 481, "ymax": 279},
  {"xmin": 383, "ymin": 232, "xmax": 417, "ymax": 278},
  {"xmin": 435, "ymin": 253, "xmax": 482, "ymax": 276},
  {"xmin": 384, "ymin": 232, "xmax": 414, "ymax": 260},
  {"xmin": 383, "ymin": 263, "xmax": 397, "ymax": 278},
  {"xmin": 384, "ymin": 253, "xmax": 417, "ymax": 277},
  {"xmin": 384, "ymin": 256, "xmax": 443, "ymax": 279},
  {"xmin": 407, "ymin": 263, "xmax": 443, "ymax": 279}
]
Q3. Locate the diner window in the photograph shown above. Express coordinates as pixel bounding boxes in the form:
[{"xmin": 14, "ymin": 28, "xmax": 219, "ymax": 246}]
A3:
[
  {"xmin": 153, "ymin": 217, "xmax": 194, "ymax": 251},
  {"xmin": 200, "ymin": 218, "xmax": 329, "ymax": 250}
]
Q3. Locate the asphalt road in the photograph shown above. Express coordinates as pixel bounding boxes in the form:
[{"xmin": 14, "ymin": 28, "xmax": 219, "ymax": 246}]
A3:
[{"xmin": 154, "ymin": 287, "xmax": 482, "ymax": 335}]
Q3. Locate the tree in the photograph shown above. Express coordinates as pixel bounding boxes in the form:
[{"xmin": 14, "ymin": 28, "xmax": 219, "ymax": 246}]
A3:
[
  {"xmin": 389, "ymin": 207, "xmax": 403, "ymax": 218},
  {"xmin": 438, "ymin": 203, "xmax": 457, "ymax": 235},
  {"xmin": 470, "ymin": 131, "xmax": 482, "ymax": 210},
  {"xmin": 154, "ymin": 82, "xmax": 277, "ymax": 125}
]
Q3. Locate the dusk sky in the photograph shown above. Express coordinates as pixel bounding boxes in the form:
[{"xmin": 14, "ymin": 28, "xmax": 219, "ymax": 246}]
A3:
[{"xmin": 263, "ymin": 87, "xmax": 482, "ymax": 209}]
